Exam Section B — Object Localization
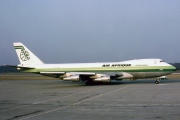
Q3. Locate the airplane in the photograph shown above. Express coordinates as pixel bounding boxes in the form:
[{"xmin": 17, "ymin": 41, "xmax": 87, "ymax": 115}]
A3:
[{"xmin": 9, "ymin": 42, "xmax": 176, "ymax": 85}]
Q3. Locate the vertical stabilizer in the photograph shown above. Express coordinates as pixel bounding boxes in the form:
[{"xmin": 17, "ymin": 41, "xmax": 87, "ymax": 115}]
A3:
[{"xmin": 13, "ymin": 42, "xmax": 44, "ymax": 64}]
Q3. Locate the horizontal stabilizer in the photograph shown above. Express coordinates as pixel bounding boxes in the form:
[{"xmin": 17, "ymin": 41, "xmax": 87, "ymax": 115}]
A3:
[{"xmin": 6, "ymin": 65, "xmax": 35, "ymax": 69}]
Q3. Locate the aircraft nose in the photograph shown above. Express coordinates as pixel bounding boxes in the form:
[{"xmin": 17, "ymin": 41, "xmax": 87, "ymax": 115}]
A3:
[
  {"xmin": 166, "ymin": 63, "xmax": 176, "ymax": 71},
  {"xmin": 171, "ymin": 65, "xmax": 177, "ymax": 71},
  {"xmin": 174, "ymin": 66, "xmax": 177, "ymax": 71}
]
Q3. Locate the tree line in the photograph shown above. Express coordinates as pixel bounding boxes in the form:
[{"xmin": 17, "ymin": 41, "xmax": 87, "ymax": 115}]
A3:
[{"xmin": 0, "ymin": 66, "xmax": 19, "ymax": 73}]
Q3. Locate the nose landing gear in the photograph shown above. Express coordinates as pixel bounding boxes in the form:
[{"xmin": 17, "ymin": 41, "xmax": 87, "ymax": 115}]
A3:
[
  {"xmin": 155, "ymin": 79, "xmax": 160, "ymax": 84},
  {"xmin": 155, "ymin": 76, "xmax": 167, "ymax": 84}
]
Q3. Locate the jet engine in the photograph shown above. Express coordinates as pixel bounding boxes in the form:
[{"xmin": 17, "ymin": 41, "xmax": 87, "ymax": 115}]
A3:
[
  {"xmin": 93, "ymin": 76, "xmax": 111, "ymax": 82},
  {"xmin": 63, "ymin": 75, "xmax": 80, "ymax": 81},
  {"xmin": 115, "ymin": 72, "xmax": 133, "ymax": 80}
]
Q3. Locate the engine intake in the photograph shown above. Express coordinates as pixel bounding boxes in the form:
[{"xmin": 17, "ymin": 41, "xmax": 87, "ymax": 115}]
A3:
[{"xmin": 93, "ymin": 76, "xmax": 111, "ymax": 83}]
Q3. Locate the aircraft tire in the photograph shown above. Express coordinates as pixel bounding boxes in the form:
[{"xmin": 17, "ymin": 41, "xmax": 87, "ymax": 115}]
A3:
[{"xmin": 155, "ymin": 80, "xmax": 159, "ymax": 84}]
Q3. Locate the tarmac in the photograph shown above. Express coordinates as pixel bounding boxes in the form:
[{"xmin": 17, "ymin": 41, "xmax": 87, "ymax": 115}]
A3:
[{"xmin": 0, "ymin": 73, "xmax": 180, "ymax": 120}]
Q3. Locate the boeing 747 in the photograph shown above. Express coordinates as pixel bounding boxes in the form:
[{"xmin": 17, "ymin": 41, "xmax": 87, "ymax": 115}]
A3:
[{"xmin": 10, "ymin": 42, "xmax": 176, "ymax": 85}]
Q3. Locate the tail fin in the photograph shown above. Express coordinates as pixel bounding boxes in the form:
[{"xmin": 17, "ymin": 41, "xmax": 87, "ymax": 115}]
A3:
[{"xmin": 13, "ymin": 42, "xmax": 44, "ymax": 65}]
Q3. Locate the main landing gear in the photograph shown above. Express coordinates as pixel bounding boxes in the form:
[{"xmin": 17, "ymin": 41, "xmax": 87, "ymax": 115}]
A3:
[{"xmin": 85, "ymin": 80, "xmax": 94, "ymax": 85}]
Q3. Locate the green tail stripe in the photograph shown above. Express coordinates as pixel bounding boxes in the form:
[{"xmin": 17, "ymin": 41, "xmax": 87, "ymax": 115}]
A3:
[{"xmin": 15, "ymin": 46, "xmax": 24, "ymax": 49}]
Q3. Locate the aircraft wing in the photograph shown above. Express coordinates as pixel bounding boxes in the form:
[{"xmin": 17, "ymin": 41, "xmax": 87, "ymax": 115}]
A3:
[
  {"xmin": 40, "ymin": 72, "xmax": 66, "ymax": 75},
  {"xmin": 39, "ymin": 71, "xmax": 126, "ymax": 82},
  {"xmin": 40, "ymin": 72, "xmax": 96, "ymax": 75},
  {"xmin": 40, "ymin": 72, "xmax": 96, "ymax": 78}
]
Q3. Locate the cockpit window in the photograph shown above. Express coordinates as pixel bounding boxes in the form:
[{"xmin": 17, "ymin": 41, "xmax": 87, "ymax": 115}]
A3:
[{"xmin": 160, "ymin": 60, "xmax": 164, "ymax": 62}]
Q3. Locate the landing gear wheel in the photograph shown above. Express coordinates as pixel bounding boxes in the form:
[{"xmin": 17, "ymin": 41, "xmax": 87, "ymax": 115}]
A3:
[{"xmin": 155, "ymin": 80, "xmax": 159, "ymax": 84}]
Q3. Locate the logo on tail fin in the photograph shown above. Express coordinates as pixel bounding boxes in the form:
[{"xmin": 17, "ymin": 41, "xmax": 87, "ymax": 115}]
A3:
[{"xmin": 15, "ymin": 46, "xmax": 30, "ymax": 61}]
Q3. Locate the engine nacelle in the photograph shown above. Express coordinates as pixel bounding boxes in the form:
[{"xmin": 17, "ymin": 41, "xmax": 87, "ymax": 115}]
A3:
[
  {"xmin": 93, "ymin": 76, "xmax": 111, "ymax": 83},
  {"xmin": 63, "ymin": 75, "xmax": 80, "ymax": 81},
  {"xmin": 115, "ymin": 72, "xmax": 133, "ymax": 80}
]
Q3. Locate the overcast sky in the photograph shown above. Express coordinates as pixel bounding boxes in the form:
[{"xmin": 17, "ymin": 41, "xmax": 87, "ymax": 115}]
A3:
[{"xmin": 0, "ymin": 0, "xmax": 180, "ymax": 65}]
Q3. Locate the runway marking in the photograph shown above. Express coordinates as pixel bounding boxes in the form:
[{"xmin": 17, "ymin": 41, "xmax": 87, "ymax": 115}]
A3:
[
  {"xmin": 19, "ymin": 84, "xmax": 134, "ymax": 120},
  {"xmin": 0, "ymin": 86, "xmax": 107, "ymax": 112}
]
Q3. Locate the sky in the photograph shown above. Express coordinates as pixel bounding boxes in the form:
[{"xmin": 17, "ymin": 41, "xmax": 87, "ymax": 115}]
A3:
[{"xmin": 0, "ymin": 0, "xmax": 180, "ymax": 65}]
